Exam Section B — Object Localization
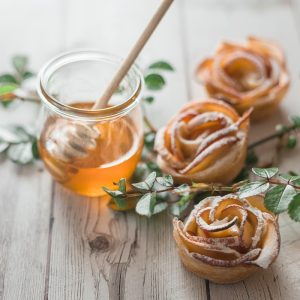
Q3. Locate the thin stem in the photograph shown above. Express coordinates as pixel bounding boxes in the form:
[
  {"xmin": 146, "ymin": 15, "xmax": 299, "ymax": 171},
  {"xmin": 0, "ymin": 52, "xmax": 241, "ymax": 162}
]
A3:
[
  {"xmin": 143, "ymin": 115, "xmax": 157, "ymax": 133},
  {"xmin": 141, "ymin": 101, "xmax": 157, "ymax": 133},
  {"xmin": 268, "ymin": 178, "xmax": 300, "ymax": 190},
  {"xmin": 18, "ymin": 96, "xmax": 40, "ymax": 103},
  {"xmin": 248, "ymin": 125, "xmax": 296, "ymax": 149},
  {"xmin": 119, "ymin": 177, "xmax": 300, "ymax": 202},
  {"xmin": 122, "ymin": 182, "xmax": 240, "ymax": 200}
]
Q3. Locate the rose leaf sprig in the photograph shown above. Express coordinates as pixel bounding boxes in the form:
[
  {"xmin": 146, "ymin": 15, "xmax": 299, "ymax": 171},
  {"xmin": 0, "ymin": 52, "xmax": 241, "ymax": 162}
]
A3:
[
  {"xmin": 249, "ymin": 115, "xmax": 300, "ymax": 150},
  {"xmin": 103, "ymin": 167, "xmax": 300, "ymax": 222},
  {"xmin": 114, "ymin": 60, "xmax": 175, "ymax": 106},
  {"xmin": 238, "ymin": 167, "xmax": 300, "ymax": 221},
  {"xmin": 0, "ymin": 125, "xmax": 39, "ymax": 164},
  {"xmin": 0, "ymin": 55, "xmax": 37, "ymax": 107},
  {"xmin": 103, "ymin": 172, "xmax": 244, "ymax": 217}
]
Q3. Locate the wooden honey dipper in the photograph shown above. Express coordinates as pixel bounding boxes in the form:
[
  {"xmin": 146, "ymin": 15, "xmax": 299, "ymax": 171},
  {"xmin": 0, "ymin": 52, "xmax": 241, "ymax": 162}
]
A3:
[{"xmin": 50, "ymin": 0, "xmax": 174, "ymax": 162}]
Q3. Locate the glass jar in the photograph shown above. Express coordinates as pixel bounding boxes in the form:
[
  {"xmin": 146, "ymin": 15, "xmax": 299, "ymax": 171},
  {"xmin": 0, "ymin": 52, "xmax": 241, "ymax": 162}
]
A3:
[{"xmin": 37, "ymin": 51, "xmax": 144, "ymax": 197}]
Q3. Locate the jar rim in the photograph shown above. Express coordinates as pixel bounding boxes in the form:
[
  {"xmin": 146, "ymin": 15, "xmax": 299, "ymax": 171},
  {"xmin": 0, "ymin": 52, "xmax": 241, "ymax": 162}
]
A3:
[{"xmin": 37, "ymin": 50, "xmax": 143, "ymax": 121}]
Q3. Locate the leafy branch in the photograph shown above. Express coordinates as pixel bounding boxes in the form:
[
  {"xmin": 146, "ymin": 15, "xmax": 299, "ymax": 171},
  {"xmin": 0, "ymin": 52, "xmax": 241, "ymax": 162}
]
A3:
[
  {"xmin": 238, "ymin": 167, "xmax": 300, "ymax": 221},
  {"xmin": 103, "ymin": 172, "xmax": 244, "ymax": 217},
  {"xmin": 103, "ymin": 167, "xmax": 300, "ymax": 222},
  {"xmin": 0, "ymin": 55, "xmax": 36, "ymax": 107},
  {"xmin": 249, "ymin": 116, "xmax": 300, "ymax": 150},
  {"xmin": 111, "ymin": 60, "xmax": 175, "ymax": 134}
]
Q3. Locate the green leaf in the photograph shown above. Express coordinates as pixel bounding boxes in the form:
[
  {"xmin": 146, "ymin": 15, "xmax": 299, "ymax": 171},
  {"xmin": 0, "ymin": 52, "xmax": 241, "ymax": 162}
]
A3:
[
  {"xmin": 170, "ymin": 195, "xmax": 192, "ymax": 217},
  {"xmin": 148, "ymin": 61, "xmax": 174, "ymax": 71},
  {"xmin": 7, "ymin": 142, "xmax": 34, "ymax": 164},
  {"xmin": 288, "ymin": 194, "xmax": 300, "ymax": 221},
  {"xmin": 280, "ymin": 174, "xmax": 292, "ymax": 181},
  {"xmin": 31, "ymin": 140, "xmax": 40, "ymax": 159},
  {"xmin": 291, "ymin": 179, "xmax": 300, "ymax": 187},
  {"xmin": 146, "ymin": 162, "xmax": 161, "ymax": 174},
  {"xmin": 238, "ymin": 181, "xmax": 270, "ymax": 198},
  {"xmin": 118, "ymin": 178, "xmax": 127, "ymax": 193},
  {"xmin": 144, "ymin": 132, "xmax": 156, "ymax": 151},
  {"xmin": 175, "ymin": 184, "xmax": 190, "ymax": 194},
  {"xmin": 132, "ymin": 163, "xmax": 148, "ymax": 182},
  {"xmin": 23, "ymin": 71, "xmax": 35, "ymax": 80},
  {"xmin": 144, "ymin": 172, "xmax": 156, "ymax": 188},
  {"xmin": 290, "ymin": 116, "xmax": 300, "ymax": 128},
  {"xmin": 264, "ymin": 184, "xmax": 296, "ymax": 213},
  {"xmin": 252, "ymin": 167, "xmax": 279, "ymax": 179},
  {"xmin": 113, "ymin": 196, "xmax": 127, "ymax": 209},
  {"xmin": 0, "ymin": 74, "xmax": 18, "ymax": 84},
  {"xmin": 1, "ymin": 100, "xmax": 13, "ymax": 107},
  {"xmin": 246, "ymin": 150, "xmax": 258, "ymax": 165},
  {"xmin": 132, "ymin": 172, "xmax": 156, "ymax": 191},
  {"xmin": 144, "ymin": 73, "xmax": 166, "ymax": 91},
  {"xmin": 156, "ymin": 175, "xmax": 174, "ymax": 187},
  {"xmin": 102, "ymin": 187, "xmax": 126, "ymax": 208},
  {"xmin": 287, "ymin": 135, "xmax": 297, "ymax": 149},
  {"xmin": 143, "ymin": 96, "xmax": 155, "ymax": 104},
  {"xmin": 135, "ymin": 193, "xmax": 156, "ymax": 217},
  {"xmin": 275, "ymin": 124, "xmax": 288, "ymax": 133},
  {"xmin": 153, "ymin": 202, "xmax": 168, "ymax": 215},
  {"xmin": 0, "ymin": 126, "xmax": 29, "ymax": 143},
  {"xmin": 132, "ymin": 181, "xmax": 150, "ymax": 191},
  {"xmin": 12, "ymin": 55, "xmax": 28, "ymax": 76},
  {"xmin": 0, "ymin": 84, "xmax": 17, "ymax": 96},
  {"xmin": 102, "ymin": 187, "xmax": 123, "ymax": 198},
  {"xmin": 288, "ymin": 170, "xmax": 299, "ymax": 176},
  {"xmin": 178, "ymin": 193, "xmax": 193, "ymax": 204},
  {"xmin": 0, "ymin": 141, "xmax": 9, "ymax": 153},
  {"xmin": 170, "ymin": 204, "xmax": 180, "ymax": 217},
  {"xmin": 279, "ymin": 174, "xmax": 300, "ymax": 186}
]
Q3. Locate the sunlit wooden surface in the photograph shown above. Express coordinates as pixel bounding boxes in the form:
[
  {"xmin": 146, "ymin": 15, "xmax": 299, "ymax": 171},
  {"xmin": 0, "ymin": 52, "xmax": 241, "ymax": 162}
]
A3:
[{"xmin": 0, "ymin": 0, "xmax": 300, "ymax": 299}]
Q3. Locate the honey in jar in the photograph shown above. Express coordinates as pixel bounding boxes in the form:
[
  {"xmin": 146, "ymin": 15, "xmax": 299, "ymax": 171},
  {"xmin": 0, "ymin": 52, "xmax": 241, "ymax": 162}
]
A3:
[{"xmin": 37, "ymin": 51, "xmax": 144, "ymax": 196}]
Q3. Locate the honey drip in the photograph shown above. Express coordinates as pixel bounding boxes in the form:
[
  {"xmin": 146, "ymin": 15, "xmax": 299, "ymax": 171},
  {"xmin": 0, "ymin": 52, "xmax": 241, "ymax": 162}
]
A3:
[{"xmin": 39, "ymin": 102, "xmax": 143, "ymax": 196}]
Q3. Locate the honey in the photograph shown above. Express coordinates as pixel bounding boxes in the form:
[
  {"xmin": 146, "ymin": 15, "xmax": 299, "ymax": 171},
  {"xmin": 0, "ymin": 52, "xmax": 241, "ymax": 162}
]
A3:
[{"xmin": 39, "ymin": 102, "xmax": 143, "ymax": 196}]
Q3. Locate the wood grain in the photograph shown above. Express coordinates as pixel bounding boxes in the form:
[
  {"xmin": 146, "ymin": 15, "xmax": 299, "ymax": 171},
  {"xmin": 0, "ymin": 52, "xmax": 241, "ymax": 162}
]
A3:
[
  {"xmin": 0, "ymin": 0, "xmax": 300, "ymax": 299},
  {"xmin": 0, "ymin": 1, "xmax": 62, "ymax": 300}
]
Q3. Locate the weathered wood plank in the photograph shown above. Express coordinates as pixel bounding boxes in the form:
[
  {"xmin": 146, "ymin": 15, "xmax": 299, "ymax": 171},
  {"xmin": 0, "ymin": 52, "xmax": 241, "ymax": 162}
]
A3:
[
  {"xmin": 183, "ymin": 0, "xmax": 300, "ymax": 299},
  {"xmin": 47, "ymin": 0, "xmax": 207, "ymax": 299},
  {"xmin": 0, "ymin": 1, "xmax": 63, "ymax": 299},
  {"xmin": 1, "ymin": 166, "xmax": 52, "ymax": 300}
]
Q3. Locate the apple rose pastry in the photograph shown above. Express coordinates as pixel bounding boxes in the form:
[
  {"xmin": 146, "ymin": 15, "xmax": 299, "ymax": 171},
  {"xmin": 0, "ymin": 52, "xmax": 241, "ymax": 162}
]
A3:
[
  {"xmin": 197, "ymin": 36, "xmax": 290, "ymax": 120},
  {"xmin": 173, "ymin": 194, "xmax": 280, "ymax": 284},
  {"xmin": 154, "ymin": 99, "xmax": 250, "ymax": 184}
]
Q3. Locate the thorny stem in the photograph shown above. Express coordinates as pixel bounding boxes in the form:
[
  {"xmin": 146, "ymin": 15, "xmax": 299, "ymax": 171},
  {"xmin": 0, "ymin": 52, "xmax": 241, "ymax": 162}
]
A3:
[{"xmin": 248, "ymin": 125, "xmax": 297, "ymax": 149}]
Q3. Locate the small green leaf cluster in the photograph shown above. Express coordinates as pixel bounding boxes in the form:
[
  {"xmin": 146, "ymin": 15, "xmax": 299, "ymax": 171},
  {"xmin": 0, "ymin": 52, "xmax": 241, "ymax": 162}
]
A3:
[
  {"xmin": 0, "ymin": 125, "xmax": 39, "ymax": 164},
  {"xmin": 276, "ymin": 116, "xmax": 300, "ymax": 149},
  {"xmin": 142, "ymin": 60, "xmax": 174, "ymax": 104},
  {"xmin": 103, "ymin": 172, "xmax": 178, "ymax": 217},
  {"xmin": 239, "ymin": 167, "xmax": 300, "ymax": 221},
  {"xmin": 144, "ymin": 132, "xmax": 156, "ymax": 151},
  {"xmin": 0, "ymin": 55, "xmax": 35, "ymax": 107}
]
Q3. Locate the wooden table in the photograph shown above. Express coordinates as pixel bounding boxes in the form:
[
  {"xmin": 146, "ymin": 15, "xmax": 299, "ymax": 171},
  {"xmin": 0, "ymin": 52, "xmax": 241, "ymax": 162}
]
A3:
[{"xmin": 1, "ymin": 0, "xmax": 300, "ymax": 299}]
